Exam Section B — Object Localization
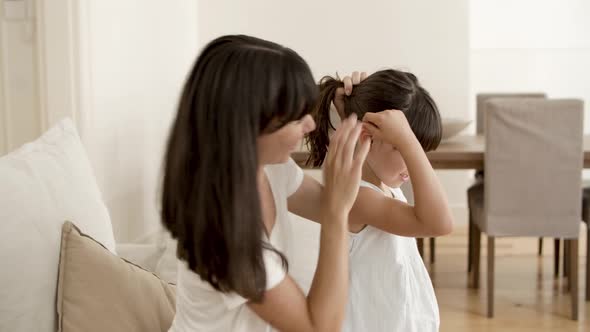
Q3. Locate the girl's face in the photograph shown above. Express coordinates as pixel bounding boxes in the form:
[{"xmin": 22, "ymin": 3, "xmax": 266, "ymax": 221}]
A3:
[
  {"xmin": 257, "ymin": 114, "xmax": 316, "ymax": 165},
  {"xmin": 366, "ymin": 138, "xmax": 409, "ymax": 188}
]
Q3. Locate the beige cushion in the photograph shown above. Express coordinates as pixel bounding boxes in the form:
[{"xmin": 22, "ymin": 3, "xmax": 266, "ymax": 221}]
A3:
[{"xmin": 57, "ymin": 221, "xmax": 176, "ymax": 332}]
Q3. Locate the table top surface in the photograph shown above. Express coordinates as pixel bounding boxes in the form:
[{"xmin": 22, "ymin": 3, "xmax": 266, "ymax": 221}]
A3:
[{"xmin": 292, "ymin": 135, "xmax": 590, "ymax": 170}]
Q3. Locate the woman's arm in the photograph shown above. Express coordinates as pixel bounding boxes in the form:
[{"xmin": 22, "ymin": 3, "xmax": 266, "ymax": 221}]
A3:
[
  {"xmin": 250, "ymin": 115, "xmax": 370, "ymax": 332},
  {"xmin": 287, "ymin": 174, "xmax": 324, "ymax": 222},
  {"xmin": 248, "ymin": 216, "xmax": 348, "ymax": 332}
]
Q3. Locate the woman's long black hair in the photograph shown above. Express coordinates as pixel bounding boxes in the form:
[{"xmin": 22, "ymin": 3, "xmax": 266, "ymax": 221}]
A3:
[
  {"xmin": 306, "ymin": 69, "xmax": 442, "ymax": 167},
  {"xmin": 161, "ymin": 35, "xmax": 317, "ymax": 301}
]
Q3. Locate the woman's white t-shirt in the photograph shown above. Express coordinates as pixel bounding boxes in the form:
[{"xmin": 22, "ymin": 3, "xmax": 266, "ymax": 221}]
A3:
[{"xmin": 168, "ymin": 158, "xmax": 304, "ymax": 332}]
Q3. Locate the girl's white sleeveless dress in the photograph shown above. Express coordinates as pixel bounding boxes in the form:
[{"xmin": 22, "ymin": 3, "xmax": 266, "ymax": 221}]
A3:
[{"xmin": 343, "ymin": 180, "xmax": 440, "ymax": 332}]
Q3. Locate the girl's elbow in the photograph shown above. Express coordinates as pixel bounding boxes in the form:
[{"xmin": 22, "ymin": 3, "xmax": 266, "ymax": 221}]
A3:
[{"xmin": 436, "ymin": 217, "xmax": 454, "ymax": 236}]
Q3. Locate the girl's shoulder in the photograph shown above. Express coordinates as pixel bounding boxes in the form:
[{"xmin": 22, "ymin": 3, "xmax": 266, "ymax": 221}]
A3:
[{"xmin": 356, "ymin": 183, "xmax": 407, "ymax": 204}]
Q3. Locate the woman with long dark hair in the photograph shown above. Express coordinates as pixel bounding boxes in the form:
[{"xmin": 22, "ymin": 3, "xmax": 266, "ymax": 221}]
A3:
[{"xmin": 161, "ymin": 35, "xmax": 370, "ymax": 332}]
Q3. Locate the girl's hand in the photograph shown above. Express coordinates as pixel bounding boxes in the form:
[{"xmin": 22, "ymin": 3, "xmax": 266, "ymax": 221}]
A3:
[
  {"xmin": 362, "ymin": 110, "xmax": 416, "ymax": 151},
  {"xmin": 333, "ymin": 71, "xmax": 368, "ymax": 119}
]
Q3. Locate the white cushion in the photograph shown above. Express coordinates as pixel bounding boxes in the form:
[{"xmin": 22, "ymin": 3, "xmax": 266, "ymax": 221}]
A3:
[
  {"xmin": 0, "ymin": 118, "xmax": 115, "ymax": 332},
  {"xmin": 154, "ymin": 234, "xmax": 179, "ymax": 284}
]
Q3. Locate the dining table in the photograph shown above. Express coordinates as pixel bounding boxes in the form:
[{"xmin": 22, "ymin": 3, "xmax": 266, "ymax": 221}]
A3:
[{"xmin": 292, "ymin": 135, "xmax": 590, "ymax": 170}]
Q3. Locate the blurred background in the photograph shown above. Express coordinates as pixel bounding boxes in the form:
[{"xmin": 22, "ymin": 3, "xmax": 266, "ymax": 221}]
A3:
[{"xmin": 1, "ymin": 1, "xmax": 589, "ymax": 329}]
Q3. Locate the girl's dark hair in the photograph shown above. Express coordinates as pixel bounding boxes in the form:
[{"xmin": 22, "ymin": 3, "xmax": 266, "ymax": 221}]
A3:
[
  {"xmin": 306, "ymin": 69, "xmax": 442, "ymax": 167},
  {"xmin": 161, "ymin": 35, "xmax": 317, "ymax": 301}
]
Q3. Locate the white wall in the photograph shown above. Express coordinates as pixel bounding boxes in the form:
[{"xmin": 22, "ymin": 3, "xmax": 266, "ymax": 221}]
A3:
[
  {"xmin": 0, "ymin": 0, "xmax": 199, "ymax": 242},
  {"xmin": 198, "ymin": 0, "xmax": 469, "ymax": 120},
  {"xmin": 470, "ymin": 0, "xmax": 590, "ymax": 129},
  {"xmin": 78, "ymin": 1, "xmax": 199, "ymax": 242},
  {"xmin": 470, "ymin": 0, "xmax": 590, "ymax": 178}
]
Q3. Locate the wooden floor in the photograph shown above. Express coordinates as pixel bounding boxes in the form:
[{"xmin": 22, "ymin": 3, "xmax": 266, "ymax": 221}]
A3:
[{"xmin": 429, "ymin": 225, "xmax": 590, "ymax": 331}]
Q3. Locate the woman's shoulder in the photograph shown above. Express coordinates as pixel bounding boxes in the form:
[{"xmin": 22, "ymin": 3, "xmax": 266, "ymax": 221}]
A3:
[
  {"xmin": 264, "ymin": 157, "xmax": 300, "ymax": 175},
  {"xmin": 176, "ymin": 259, "xmax": 214, "ymax": 291},
  {"xmin": 265, "ymin": 157, "xmax": 304, "ymax": 196}
]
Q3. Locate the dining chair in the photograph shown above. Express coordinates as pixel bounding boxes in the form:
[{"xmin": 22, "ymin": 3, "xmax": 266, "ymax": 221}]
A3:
[
  {"xmin": 467, "ymin": 98, "xmax": 584, "ymax": 319},
  {"xmin": 467, "ymin": 93, "xmax": 547, "ymax": 272}
]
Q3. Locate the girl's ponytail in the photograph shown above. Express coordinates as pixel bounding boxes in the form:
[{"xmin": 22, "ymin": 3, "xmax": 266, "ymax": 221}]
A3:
[{"xmin": 306, "ymin": 76, "xmax": 342, "ymax": 167}]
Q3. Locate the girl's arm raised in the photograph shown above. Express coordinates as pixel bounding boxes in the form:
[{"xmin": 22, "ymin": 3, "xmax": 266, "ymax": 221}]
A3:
[{"xmin": 350, "ymin": 110, "xmax": 453, "ymax": 237}]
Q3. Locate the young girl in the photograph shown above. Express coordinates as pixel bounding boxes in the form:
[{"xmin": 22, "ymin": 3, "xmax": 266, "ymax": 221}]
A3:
[
  {"xmin": 307, "ymin": 70, "xmax": 454, "ymax": 331},
  {"xmin": 160, "ymin": 35, "xmax": 371, "ymax": 332}
]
